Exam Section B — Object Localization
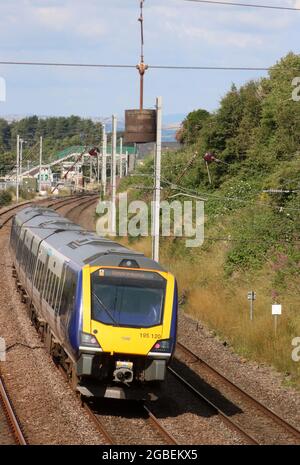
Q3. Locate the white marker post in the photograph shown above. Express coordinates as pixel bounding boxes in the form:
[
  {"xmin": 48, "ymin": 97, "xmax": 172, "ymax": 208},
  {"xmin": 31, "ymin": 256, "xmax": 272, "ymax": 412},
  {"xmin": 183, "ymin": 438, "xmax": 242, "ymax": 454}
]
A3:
[
  {"xmin": 247, "ymin": 291, "xmax": 256, "ymax": 321},
  {"xmin": 119, "ymin": 137, "xmax": 123, "ymax": 178},
  {"xmin": 272, "ymin": 304, "xmax": 282, "ymax": 338}
]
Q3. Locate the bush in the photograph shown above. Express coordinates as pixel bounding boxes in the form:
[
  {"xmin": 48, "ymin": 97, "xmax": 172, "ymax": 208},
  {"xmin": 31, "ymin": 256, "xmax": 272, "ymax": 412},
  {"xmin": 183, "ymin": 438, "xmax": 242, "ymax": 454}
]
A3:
[{"xmin": 0, "ymin": 190, "xmax": 12, "ymax": 206}]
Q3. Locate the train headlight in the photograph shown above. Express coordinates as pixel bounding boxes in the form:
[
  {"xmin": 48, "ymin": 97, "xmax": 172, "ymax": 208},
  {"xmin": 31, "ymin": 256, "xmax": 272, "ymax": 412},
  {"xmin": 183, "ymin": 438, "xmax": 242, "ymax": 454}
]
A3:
[
  {"xmin": 150, "ymin": 338, "xmax": 173, "ymax": 353},
  {"xmin": 80, "ymin": 332, "xmax": 101, "ymax": 348}
]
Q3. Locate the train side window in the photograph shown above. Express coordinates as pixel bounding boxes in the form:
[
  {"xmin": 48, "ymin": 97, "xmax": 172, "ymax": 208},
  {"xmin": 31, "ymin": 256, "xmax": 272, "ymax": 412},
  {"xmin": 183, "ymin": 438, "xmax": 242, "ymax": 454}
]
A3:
[
  {"xmin": 28, "ymin": 251, "xmax": 35, "ymax": 280},
  {"xmin": 20, "ymin": 244, "xmax": 27, "ymax": 269},
  {"xmin": 34, "ymin": 260, "xmax": 40, "ymax": 288},
  {"xmin": 47, "ymin": 272, "xmax": 53, "ymax": 305},
  {"xmin": 54, "ymin": 276, "xmax": 60, "ymax": 309},
  {"xmin": 44, "ymin": 269, "xmax": 50, "ymax": 302},
  {"xmin": 36, "ymin": 261, "xmax": 42, "ymax": 290},
  {"xmin": 55, "ymin": 266, "xmax": 66, "ymax": 314},
  {"xmin": 17, "ymin": 232, "xmax": 27, "ymax": 265},
  {"xmin": 48, "ymin": 272, "xmax": 55, "ymax": 306},
  {"xmin": 46, "ymin": 270, "xmax": 52, "ymax": 303},
  {"xmin": 24, "ymin": 246, "xmax": 31, "ymax": 273},
  {"xmin": 16, "ymin": 238, "xmax": 22, "ymax": 261},
  {"xmin": 36, "ymin": 260, "xmax": 43, "ymax": 290},
  {"xmin": 51, "ymin": 276, "xmax": 59, "ymax": 309},
  {"xmin": 59, "ymin": 268, "xmax": 77, "ymax": 316},
  {"xmin": 39, "ymin": 263, "xmax": 46, "ymax": 293},
  {"xmin": 31, "ymin": 254, "xmax": 38, "ymax": 281},
  {"xmin": 43, "ymin": 269, "xmax": 50, "ymax": 300}
]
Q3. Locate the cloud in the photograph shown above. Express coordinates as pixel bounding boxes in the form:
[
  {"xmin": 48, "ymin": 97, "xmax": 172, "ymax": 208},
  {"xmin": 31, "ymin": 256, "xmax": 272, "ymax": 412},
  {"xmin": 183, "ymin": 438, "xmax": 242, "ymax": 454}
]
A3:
[
  {"xmin": 0, "ymin": 0, "xmax": 299, "ymax": 117},
  {"xmin": 33, "ymin": 4, "xmax": 108, "ymax": 39}
]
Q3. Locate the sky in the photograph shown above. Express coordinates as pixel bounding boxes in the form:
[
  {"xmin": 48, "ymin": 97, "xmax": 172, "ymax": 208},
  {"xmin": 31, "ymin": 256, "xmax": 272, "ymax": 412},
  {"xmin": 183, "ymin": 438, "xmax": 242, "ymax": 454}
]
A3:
[{"xmin": 0, "ymin": 0, "xmax": 299, "ymax": 123}]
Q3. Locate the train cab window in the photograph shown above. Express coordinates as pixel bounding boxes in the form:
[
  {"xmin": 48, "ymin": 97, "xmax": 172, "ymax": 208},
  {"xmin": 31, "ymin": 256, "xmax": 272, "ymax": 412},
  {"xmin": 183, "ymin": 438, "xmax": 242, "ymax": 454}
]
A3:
[{"xmin": 91, "ymin": 269, "xmax": 166, "ymax": 328}]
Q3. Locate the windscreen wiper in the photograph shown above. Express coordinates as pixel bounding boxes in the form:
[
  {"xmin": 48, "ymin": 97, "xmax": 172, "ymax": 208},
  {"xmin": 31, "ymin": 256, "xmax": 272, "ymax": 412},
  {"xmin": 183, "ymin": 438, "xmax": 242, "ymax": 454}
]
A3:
[{"xmin": 92, "ymin": 291, "xmax": 120, "ymax": 327}]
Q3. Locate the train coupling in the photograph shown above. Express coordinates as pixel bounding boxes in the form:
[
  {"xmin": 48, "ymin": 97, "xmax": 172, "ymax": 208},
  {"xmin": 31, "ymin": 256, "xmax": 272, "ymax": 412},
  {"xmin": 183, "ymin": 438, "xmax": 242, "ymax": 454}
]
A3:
[{"xmin": 113, "ymin": 361, "xmax": 134, "ymax": 385}]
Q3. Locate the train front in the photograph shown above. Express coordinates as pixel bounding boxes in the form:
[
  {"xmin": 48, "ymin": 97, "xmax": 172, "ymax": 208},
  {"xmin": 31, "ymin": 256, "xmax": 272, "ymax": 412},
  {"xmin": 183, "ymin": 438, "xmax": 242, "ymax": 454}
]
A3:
[{"xmin": 77, "ymin": 265, "xmax": 177, "ymax": 398}]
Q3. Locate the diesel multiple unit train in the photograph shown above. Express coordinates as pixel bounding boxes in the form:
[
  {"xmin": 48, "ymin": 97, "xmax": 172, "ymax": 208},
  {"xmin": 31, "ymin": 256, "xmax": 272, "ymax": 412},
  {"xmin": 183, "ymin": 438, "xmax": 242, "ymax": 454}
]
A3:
[{"xmin": 10, "ymin": 206, "xmax": 178, "ymax": 398}]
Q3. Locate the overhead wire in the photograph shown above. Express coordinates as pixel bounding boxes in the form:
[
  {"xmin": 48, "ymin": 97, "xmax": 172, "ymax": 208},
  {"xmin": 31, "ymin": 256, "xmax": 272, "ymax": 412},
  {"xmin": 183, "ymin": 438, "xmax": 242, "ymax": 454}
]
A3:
[
  {"xmin": 182, "ymin": 0, "xmax": 300, "ymax": 11},
  {"xmin": 0, "ymin": 60, "xmax": 299, "ymax": 72}
]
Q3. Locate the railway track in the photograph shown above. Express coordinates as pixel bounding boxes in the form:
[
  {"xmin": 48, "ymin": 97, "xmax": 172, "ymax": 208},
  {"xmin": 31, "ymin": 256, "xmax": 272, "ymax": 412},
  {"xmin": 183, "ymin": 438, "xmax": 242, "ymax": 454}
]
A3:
[
  {"xmin": 0, "ymin": 373, "xmax": 27, "ymax": 445},
  {"xmin": 0, "ymin": 192, "xmax": 98, "ymax": 230},
  {"xmin": 0, "ymin": 192, "xmax": 99, "ymax": 445},
  {"xmin": 173, "ymin": 341, "xmax": 300, "ymax": 445},
  {"xmin": 83, "ymin": 400, "xmax": 178, "ymax": 445},
  {"xmin": 52, "ymin": 193, "xmax": 99, "ymax": 213},
  {"xmin": 63, "ymin": 195, "xmax": 99, "ymax": 221}
]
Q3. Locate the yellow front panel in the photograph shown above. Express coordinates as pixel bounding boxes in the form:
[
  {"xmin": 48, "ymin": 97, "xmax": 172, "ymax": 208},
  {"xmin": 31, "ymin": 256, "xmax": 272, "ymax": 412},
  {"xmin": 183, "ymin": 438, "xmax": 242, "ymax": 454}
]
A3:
[{"xmin": 82, "ymin": 265, "xmax": 175, "ymax": 356}]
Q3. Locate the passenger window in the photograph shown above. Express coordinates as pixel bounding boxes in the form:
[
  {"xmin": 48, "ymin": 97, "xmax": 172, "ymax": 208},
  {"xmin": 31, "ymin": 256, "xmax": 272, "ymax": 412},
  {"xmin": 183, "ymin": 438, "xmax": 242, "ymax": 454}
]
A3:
[
  {"xmin": 43, "ymin": 269, "xmax": 50, "ymax": 300},
  {"xmin": 59, "ymin": 268, "xmax": 77, "ymax": 316}
]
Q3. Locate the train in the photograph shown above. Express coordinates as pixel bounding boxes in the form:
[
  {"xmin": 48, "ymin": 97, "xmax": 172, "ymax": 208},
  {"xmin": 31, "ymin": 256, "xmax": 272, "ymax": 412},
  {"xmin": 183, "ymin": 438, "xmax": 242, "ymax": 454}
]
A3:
[{"xmin": 10, "ymin": 206, "xmax": 178, "ymax": 399}]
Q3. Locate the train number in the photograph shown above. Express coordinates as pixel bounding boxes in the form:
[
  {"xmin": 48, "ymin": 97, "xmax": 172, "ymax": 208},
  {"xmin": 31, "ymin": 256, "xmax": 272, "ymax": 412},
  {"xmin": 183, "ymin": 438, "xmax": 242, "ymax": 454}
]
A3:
[{"xmin": 140, "ymin": 332, "xmax": 162, "ymax": 339}]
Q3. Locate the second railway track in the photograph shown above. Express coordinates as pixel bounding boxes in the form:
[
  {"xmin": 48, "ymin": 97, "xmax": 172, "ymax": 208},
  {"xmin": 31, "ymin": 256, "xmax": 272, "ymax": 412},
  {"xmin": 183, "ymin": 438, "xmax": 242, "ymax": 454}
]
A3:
[
  {"xmin": 173, "ymin": 341, "xmax": 300, "ymax": 445},
  {"xmin": 0, "ymin": 373, "xmax": 27, "ymax": 445}
]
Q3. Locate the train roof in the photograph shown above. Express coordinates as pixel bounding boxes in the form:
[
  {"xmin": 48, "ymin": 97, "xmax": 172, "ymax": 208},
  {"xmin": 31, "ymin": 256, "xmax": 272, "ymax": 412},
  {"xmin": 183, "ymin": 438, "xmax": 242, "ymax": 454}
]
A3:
[{"xmin": 14, "ymin": 205, "xmax": 165, "ymax": 271}]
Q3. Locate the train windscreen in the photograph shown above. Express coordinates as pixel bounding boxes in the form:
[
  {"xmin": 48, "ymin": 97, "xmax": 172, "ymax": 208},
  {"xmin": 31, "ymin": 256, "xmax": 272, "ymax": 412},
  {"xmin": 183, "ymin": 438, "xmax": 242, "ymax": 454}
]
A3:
[{"xmin": 91, "ymin": 269, "xmax": 166, "ymax": 328}]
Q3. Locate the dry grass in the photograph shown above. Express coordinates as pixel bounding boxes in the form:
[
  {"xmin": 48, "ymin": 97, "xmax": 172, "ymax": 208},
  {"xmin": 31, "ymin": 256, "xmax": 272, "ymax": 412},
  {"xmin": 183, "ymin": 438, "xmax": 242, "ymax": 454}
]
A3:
[{"xmin": 119, "ymin": 236, "xmax": 300, "ymax": 386}]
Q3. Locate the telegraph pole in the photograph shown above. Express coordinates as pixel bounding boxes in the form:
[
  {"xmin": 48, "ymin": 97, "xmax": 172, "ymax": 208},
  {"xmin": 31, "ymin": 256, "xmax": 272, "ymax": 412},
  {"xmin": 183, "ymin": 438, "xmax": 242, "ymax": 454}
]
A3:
[
  {"xmin": 90, "ymin": 157, "xmax": 93, "ymax": 184},
  {"xmin": 97, "ymin": 150, "xmax": 100, "ymax": 185},
  {"xmin": 39, "ymin": 136, "xmax": 43, "ymax": 194},
  {"xmin": 152, "ymin": 96, "xmax": 162, "ymax": 262},
  {"xmin": 137, "ymin": 0, "xmax": 148, "ymax": 110},
  {"xmin": 19, "ymin": 138, "xmax": 24, "ymax": 186},
  {"xmin": 125, "ymin": 150, "xmax": 128, "ymax": 176},
  {"xmin": 119, "ymin": 137, "xmax": 123, "ymax": 178},
  {"xmin": 101, "ymin": 124, "xmax": 107, "ymax": 197},
  {"xmin": 111, "ymin": 115, "xmax": 117, "ymax": 236},
  {"xmin": 16, "ymin": 135, "xmax": 20, "ymax": 203}
]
